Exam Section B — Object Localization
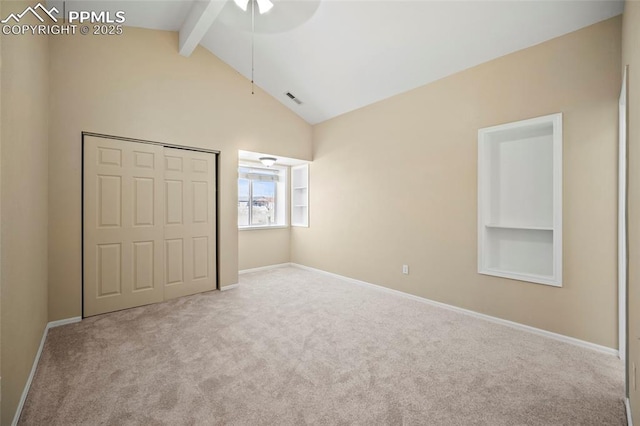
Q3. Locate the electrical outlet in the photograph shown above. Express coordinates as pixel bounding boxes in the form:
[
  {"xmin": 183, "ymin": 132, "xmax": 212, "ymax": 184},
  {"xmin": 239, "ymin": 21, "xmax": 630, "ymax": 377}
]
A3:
[{"xmin": 402, "ymin": 265, "xmax": 409, "ymax": 275}]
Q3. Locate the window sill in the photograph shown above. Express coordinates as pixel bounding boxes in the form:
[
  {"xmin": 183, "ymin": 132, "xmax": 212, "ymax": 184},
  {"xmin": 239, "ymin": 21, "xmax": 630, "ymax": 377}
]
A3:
[{"xmin": 238, "ymin": 225, "xmax": 289, "ymax": 231}]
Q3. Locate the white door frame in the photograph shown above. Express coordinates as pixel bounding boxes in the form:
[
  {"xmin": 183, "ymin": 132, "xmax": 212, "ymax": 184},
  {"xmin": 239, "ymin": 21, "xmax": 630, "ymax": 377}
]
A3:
[{"xmin": 619, "ymin": 66, "xmax": 628, "ymax": 361}]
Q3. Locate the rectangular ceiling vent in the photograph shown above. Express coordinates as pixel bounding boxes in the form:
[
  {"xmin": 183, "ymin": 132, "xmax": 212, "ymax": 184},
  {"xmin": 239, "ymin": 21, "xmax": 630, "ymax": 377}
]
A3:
[{"xmin": 285, "ymin": 92, "xmax": 303, "ymax": 105}]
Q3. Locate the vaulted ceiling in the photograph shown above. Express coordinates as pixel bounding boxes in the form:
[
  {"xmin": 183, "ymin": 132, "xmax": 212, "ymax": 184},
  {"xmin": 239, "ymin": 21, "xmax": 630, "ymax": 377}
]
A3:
[{"xmin": 49, "ymin": 0, "xmax": 624, "ymax": 124}]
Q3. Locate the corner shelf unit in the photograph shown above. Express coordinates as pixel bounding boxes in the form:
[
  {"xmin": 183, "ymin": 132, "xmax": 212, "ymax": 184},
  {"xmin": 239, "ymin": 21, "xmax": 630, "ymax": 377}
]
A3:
[
  {"xmin": 291, "ymin": 164, "xmax": 309, "ymax": 227},
  {"xmin": 478, "ymin": 113, "xmax": 562, "ymax": 287}
]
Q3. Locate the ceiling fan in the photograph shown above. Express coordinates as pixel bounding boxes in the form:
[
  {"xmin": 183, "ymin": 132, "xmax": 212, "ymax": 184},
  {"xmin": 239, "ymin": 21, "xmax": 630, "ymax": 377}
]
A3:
[
  {"xmin": 218, "ymin": 0, "xmax": 320, "ymax": 34},
  {"xmin": 221, "ymin": 0, "xmax": 320, "ymax": 94},
  {"xmin": 233, "ymin": 0, "xmax": 274, "ymax": 15}
]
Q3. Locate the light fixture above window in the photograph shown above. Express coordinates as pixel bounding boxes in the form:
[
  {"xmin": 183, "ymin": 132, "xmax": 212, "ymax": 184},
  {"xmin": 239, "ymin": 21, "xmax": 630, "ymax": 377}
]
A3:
[
  {"xmin": 233, "ymin": 0, "xmax": 274, "ymax": 14},
  {"xmin": 259, "ymin": 157, "xmax": 277, "ymax": 167}
]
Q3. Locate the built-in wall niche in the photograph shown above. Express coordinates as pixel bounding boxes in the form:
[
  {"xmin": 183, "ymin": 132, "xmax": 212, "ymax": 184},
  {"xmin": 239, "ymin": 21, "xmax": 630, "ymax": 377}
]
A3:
[
  {"xmin": 291, "ymin": 164, "xmax": 309, "ymax": 227},
  {"xmin": 478, "ymin": 113, "xmax": 562, "ymax": 287}
]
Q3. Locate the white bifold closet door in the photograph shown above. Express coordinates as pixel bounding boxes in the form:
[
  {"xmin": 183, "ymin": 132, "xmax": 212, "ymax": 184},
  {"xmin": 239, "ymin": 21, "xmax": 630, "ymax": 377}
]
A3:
[
  {"xmin": 84, "ymin": 135, "xmax": 216, "ymax": 317},
  {"xmin": 162, "ymin": 147, "xmax": 216, "ymax": 301}
]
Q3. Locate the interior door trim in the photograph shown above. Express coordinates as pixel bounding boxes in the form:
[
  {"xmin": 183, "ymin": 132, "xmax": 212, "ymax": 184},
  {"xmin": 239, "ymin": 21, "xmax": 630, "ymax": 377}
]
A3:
[{"xmin": 81, "ymin": 131, "xmax": 221, "ymax": 318}]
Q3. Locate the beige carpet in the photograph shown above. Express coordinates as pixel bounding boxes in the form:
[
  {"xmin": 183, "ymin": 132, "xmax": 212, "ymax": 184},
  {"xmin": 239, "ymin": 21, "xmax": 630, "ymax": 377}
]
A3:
[{"xmin": 19, "ymin": 267, "xmax": 625, "ymax": 425}]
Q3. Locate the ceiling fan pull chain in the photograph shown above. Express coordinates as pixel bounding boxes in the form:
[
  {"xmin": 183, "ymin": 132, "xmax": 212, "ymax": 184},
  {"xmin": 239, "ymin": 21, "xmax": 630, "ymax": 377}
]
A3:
[{"xmin": 251, "ymin": 0, "xmax": 255, "ymax": 95}]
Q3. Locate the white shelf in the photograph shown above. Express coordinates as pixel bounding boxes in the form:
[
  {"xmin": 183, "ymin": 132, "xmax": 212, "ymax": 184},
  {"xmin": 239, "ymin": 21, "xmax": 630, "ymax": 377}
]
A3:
[
  {"xmin": 291, "ymin": 164, "xmax": 309, "ymax": 227},
  {"xmin": 480, "ymin": 268, "xmax": 557, "ymax": 287},
  {"xmin": 478, "ymin": 113, "xmax": 562, "ymax": 287},
  {"xmin": 484, "ymin": 227, "xmax": 554, "ymax": 278},
  {"xmin": 485, "ymin": 224, "xmax": 553, "ymax": 231}
]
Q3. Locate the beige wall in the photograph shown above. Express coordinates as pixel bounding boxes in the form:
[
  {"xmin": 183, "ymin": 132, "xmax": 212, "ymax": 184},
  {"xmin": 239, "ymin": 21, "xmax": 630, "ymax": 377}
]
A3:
[
  {"xmin": 0, "ymin": 8, "xmax": 3, "ymax": 422},
  {"xmin": 623, "ymin": 1, "xmax": 639, "ymax": 421},
  {"xmin": 48, "ymin": 28, "xmax": 312, "ymax": 321},
  {"xmin": 239, "ymin": 229, "xmax": 290, "ymax": 271},
  {"xmin": 292, "ymin": 17, "xmax": 622, "ymax": 349},
  {"xmin": 0, "ymin": 1, "xmax": 50, "ymax": 423}
]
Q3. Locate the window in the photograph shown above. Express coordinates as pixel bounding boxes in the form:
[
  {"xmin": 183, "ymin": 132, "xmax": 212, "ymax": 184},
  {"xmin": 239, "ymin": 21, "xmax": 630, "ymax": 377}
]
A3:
[{"xmin": 238, "ymin": 164, "xmax": 287, "ymax": 228}]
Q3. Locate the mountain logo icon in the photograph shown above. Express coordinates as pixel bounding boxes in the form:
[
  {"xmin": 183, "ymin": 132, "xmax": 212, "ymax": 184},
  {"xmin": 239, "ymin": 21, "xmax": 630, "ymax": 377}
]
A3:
[{"xmin": 1, "ymin": 3, "xmax": 59, "ymax": 24}]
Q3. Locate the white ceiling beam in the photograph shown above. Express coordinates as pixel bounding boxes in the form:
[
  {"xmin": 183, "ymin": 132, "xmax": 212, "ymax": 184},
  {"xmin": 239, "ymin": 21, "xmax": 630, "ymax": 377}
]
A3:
[{"xmin": 179, "ymin": 0, "xmax": 226, "ymax": 57}]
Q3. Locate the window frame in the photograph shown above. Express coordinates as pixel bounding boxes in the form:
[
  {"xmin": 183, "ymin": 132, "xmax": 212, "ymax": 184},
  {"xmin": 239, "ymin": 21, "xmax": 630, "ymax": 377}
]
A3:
[{"xmin": 238, "ymin": 162, "xmax": 288, "ymax": 230}]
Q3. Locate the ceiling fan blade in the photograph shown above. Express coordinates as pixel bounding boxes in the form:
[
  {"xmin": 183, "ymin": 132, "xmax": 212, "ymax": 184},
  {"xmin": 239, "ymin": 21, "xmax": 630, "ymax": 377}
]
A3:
[
  {"xmin": 233, "ymin": 0, "xmax": 250, "ymax": 12},
  {"xmin": 256, "ymin": 0, "xmax": 274, "ymax": 14}
]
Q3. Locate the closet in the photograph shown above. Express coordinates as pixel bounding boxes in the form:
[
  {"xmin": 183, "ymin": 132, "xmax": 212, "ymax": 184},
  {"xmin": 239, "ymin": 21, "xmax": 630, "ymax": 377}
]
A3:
[{"xmin": 83, "ymin": 134, "xmax": 217, "ymax": 316}]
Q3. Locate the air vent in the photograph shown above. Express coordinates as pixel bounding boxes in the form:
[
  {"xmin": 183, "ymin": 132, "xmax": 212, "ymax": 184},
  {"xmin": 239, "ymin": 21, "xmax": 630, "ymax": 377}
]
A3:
[{"xmin": 285, "ymin": 92, "xmax": 303, "ymax": 105}]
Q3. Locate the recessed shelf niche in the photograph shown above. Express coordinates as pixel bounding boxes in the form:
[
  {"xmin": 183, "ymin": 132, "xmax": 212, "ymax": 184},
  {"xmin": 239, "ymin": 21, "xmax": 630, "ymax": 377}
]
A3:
[
  {"xmin": 478, "ymin": 113, "xmax": 562, "ymax": 287},
  {"xmin": 291, "ymin": 164, "xmax": 309, "ymax": 227}
]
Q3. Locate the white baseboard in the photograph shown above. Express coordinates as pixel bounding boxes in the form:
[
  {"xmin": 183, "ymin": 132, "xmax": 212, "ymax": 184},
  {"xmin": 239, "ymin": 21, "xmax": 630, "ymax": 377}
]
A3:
[
  {"xmin": 47, "ymin": 316, "xmax": 81, "ymax": 330},
  {"xmin": 290, "ymin": 263, "xmax": 618, "ymax": 357},
  {"xmin": 12, "ymin": 317, "xmax": 81, "ymax": 426},
  {"xmin": 238, "ymin": 263, "xmax": 292, "ymax": 275},
  {"xmin": 220, "ymin": 283, "xmax": 239, "ymax": 291},
  {"xmin": 628, "ymin": 398, "xmax": 634, "ymax": 426}
]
